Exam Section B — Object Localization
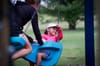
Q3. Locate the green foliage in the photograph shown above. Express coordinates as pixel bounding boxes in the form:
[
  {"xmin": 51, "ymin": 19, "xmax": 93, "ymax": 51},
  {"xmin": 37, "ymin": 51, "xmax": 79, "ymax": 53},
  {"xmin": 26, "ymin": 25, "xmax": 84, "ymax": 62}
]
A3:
[
  {"xmin": 60, "ymin": 0, "xmax": 84, "ymax": 23},
  {"xmin": 40, "ymin": 0, "xmax": 84, "ymax": 30},
  {"xmin": 40, "ymin": 0, "xmax": 84, "ymax": 23}
]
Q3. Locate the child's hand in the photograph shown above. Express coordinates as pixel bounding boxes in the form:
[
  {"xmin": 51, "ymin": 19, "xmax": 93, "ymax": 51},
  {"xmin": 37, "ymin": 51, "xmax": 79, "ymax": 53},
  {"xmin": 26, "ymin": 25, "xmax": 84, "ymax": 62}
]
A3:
[{"xmin": 56, "ymin": 25, "xmax": 61, "ymax": 30}]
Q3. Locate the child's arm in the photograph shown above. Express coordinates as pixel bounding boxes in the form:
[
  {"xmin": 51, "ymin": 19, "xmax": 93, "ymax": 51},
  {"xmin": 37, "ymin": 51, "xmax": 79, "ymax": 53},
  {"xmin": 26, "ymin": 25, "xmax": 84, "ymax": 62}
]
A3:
[{"xmin": 56, "ymin": 25, "xmax": 63, "ymax": 41}]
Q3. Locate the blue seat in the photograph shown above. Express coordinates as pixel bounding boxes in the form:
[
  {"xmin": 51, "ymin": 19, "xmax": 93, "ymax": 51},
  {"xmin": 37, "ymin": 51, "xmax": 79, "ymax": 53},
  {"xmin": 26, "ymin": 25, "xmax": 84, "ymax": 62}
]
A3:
[
  {"xmin": 10, "ymin": 36, "xmax": 26, "ymax": 50},
  {"xmin": 10, "ymin": 37, "xmax": 63, "ymax": 66},
  {"xmin": 40, "ymin": 41, "xmax": 63, "ymax": 66},
  {"xmin": 24, "ymin": 42, "xmax": 40, "ymax": 63},
  {"xmin": 24, "ymin": 41, "xmax": 63, "ymax": 66}
]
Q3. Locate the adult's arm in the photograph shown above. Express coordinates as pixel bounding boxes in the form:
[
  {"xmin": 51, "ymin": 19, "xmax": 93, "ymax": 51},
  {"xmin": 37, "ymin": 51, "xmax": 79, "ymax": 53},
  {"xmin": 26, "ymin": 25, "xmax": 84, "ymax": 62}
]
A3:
[{"xmin": 31, "ymin": 12, "xmax": 43, "ymax": 45}]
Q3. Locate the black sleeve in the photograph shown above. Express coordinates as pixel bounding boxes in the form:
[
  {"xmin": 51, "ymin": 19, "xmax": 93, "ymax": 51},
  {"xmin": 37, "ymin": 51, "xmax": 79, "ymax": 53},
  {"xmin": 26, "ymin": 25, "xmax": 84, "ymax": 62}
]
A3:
[{"xmin": 31, "ymin": 12, "xmax": 43, "ymax": 45}]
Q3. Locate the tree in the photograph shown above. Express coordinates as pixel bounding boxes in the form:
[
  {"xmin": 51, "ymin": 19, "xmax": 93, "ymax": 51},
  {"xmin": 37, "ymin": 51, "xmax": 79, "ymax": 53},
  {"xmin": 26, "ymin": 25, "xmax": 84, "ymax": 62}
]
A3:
[
  {"xmin": 61, "ymin": 0, "xmax": 84, "ymax": 30},
  {"xmin": 40, "ymin": 0, "xmax": 84, "ymax": 30}
]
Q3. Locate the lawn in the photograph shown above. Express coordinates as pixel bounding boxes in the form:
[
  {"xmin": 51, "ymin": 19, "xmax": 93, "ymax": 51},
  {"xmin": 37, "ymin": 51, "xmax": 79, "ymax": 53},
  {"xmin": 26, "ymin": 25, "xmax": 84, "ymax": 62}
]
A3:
[{"xmin": 14, "ymin": 22, "xmax": 86, "ymax": 66}]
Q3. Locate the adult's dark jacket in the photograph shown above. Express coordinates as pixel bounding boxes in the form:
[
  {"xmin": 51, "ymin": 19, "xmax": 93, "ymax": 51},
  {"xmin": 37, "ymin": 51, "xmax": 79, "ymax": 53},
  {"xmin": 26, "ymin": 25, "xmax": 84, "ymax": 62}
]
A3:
[{"xmin": 10, "ymin": 1, "xmax": 43, "ymax": 45}]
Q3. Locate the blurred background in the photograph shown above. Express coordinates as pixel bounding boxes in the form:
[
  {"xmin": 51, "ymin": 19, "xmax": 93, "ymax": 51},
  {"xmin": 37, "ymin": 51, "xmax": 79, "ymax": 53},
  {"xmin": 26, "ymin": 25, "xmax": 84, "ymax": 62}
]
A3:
[
  {"xmin": 12, "ymin": 0, "xmax": 97, "ymax": 66},
  {"xmin": 0, "ymin": 0, "xmax": 98, "ymax": 66}
]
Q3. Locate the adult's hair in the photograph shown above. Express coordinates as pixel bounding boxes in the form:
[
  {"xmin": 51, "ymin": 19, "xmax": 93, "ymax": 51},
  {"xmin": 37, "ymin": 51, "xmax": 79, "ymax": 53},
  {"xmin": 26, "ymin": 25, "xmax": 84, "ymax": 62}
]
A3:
[{"xmin": 26, "ymin": 0, "xmax": 41, "ymax": 5}]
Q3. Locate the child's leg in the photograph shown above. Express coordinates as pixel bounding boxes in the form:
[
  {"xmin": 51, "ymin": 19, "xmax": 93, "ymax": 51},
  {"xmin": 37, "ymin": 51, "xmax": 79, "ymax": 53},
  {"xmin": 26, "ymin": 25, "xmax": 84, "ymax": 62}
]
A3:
[
  {"xmin": 12, "ymin": 34, "xmax": 32, "ymax": 60},
  {"xmin": 36, "ymin": 53, "xmax": 46, "ymax": 66}
]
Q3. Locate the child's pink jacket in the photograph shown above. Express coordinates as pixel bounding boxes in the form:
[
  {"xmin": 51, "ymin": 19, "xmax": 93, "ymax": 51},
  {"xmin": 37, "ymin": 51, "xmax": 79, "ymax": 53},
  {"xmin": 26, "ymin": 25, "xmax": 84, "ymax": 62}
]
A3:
[{"xmin": 42, "ymin": 27, "xmax": 63, "ymax": 42}]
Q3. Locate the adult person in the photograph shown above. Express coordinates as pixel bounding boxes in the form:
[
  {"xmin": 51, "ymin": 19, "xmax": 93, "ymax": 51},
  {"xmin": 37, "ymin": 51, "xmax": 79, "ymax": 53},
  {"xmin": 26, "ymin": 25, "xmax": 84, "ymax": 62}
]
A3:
[{"xmin": 10, "ymin": 0, "xmax": 43, "ymax": 60}]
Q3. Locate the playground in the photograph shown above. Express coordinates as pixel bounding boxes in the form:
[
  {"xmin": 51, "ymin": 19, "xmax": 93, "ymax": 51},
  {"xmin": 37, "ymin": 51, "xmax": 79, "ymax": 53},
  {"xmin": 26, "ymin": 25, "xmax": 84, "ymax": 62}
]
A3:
[
  {"xmin": 14, "ymin": 21, "xmax": 87, "ymax": 66},
  {"xmin": 0, "ymin": 0, "xmax": 96, "ymax": 66},
  {"xmin": 10, "ymin": 0, "xmax": 96, "ymax": 65}
]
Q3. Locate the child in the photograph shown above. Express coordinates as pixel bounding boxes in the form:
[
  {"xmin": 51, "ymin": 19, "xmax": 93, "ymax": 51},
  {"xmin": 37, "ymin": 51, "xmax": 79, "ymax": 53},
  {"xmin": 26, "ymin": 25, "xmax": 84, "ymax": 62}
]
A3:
[
  {"xmin": 42, "ymin": 23, "xmax": 63, "ymax": 42},
  {"xmin": 36, "ymin": 23, "xmax": 63, "ymax": 66}
]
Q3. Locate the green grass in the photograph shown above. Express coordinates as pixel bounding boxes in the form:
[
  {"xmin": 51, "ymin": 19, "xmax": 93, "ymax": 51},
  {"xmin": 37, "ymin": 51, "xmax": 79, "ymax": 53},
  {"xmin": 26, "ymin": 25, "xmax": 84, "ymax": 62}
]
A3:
[
  {"xmin": 14, "ymin": 22, "xmax": 86, "ymax": 66},
  {"xmin": 56, "ymin": 30, "xmax": 85, "ymax": 66}
]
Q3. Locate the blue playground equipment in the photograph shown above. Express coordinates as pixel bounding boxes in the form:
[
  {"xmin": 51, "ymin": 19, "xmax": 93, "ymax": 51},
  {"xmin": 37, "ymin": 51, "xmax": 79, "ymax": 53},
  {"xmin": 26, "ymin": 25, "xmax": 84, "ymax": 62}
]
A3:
[
  {"xmin": 10, "ymin": 36, "xmax": 63, "ymax": 66},
  {"xmin": 10, "ymin": 36, "xmax": 26, "ymax": 50},
  {"xmin": 10, "ymin": 0, "xmax": 95, "ymax": 66}
]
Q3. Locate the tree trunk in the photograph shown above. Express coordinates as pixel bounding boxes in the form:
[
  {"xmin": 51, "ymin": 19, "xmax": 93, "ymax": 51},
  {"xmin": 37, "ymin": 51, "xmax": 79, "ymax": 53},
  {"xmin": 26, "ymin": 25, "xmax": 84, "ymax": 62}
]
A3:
[{"xmin": 68, "ymin": 22, "xmax": 76, "ymax": 30}]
